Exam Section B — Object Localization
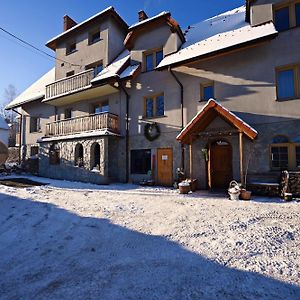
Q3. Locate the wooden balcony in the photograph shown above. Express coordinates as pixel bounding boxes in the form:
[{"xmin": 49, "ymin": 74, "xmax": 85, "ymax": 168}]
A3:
[
  {"xmin": 45, "ymin": 113, "xmax": 119, "ymax": 137},
  {"xmin": 45, "ymin": 69, "xmax": 95, "ymax": 100}
]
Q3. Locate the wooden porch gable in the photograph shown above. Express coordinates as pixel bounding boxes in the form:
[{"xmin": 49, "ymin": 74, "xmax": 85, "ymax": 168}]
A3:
[{"xmin": 176, "ymin": 99, "xmax": 258, "ymax": 144}]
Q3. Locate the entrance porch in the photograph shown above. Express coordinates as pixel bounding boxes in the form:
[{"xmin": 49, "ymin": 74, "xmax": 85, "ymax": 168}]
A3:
[{"xmin": 177, "ymin": 99, "xmax": 258, "ymax": 190}]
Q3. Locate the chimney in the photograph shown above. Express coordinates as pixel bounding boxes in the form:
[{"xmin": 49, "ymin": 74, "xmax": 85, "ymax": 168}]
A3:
[
  {"xmin": 138, "ymin": 10, "xmax": 148, "ymax": 22},
  {"xmin": 63, "ymin": 15, "xmax": 77, "ymax": 32}
]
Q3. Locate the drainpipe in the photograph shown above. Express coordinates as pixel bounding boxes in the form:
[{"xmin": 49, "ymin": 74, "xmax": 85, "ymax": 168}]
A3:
[
  {"xmin": 117, "ymin": 80, "xmax": 130, "ymax": 183},
  {"xmin": 169, "ymin": 68, "xmax": 185, "ymax": 170},
  {"xmin": 12, "ymin": 108, "xmax": 22, "ymax": 164}
]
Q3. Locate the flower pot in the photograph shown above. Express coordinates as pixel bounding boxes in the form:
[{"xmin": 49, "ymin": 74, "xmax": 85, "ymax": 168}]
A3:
[
  {"xmin": 189, "ymin": 179, "xmax": 198, "ymax": 192},
  {"xmin": 240, "ymin": 190, "xmax": 252, "ymax": 200},
  {"xmin": 179, "ymin": 184, "xmax": 191, "ymax": 194}
]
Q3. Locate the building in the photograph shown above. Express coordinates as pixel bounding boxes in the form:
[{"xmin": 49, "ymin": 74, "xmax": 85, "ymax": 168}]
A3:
[
  {"xmin": 0, "ymin": 116, "xmax": 9, "ymax": 165},
  {"xmin": 5, "ymin": 1, "xmax": 300, "ymax": 189}
]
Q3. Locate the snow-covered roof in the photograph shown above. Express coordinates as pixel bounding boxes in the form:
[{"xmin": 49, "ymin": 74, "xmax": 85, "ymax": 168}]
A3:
[
  {"xmin": 177, "ymin": 98, "xmax": 258, "ymax": 144},
  {"xmin": 157, "ymin": 6, "xmax": 278, "ymax": 69},
  {"xmin": 5, "ymin": 68, "xmax": 55, "ymax": 110},
  {"xmin": 129, "ymin": 11, "xmax": 170, "ymax": 30},
  {"xmin": 0, "ymin": 117, "xmax": 9, "ymax": 130},
  {"xmin": 91, "ymin": 50, "xmax": 130, "ymax": 84},
  {"xmin": 119, "ymin": 64, "xmax": 140, "ymax": 80},
  {"xmin": 46, "ymin": 7, "xmax": 128, "ymax": 49}
]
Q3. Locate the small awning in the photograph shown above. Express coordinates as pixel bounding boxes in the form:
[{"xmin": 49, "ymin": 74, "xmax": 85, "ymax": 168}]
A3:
[{"xmin": 177, "ymin": 99, "xmax": 258, "ymax": 144}]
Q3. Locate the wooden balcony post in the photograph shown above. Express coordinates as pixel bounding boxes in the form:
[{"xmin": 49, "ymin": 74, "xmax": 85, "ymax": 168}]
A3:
[{"xmin": 239, "ymin": 131, "xmax": 244, "ymax": 185}]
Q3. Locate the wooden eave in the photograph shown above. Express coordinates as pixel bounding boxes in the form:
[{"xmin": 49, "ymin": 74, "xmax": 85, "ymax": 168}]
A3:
[
  {"xmin": 124, "ymin": 15, "xmax": 185, "ymax": 50},
  {"xmin": 177, "ymin": 99, "xmax": 258, "ymax": 145}
]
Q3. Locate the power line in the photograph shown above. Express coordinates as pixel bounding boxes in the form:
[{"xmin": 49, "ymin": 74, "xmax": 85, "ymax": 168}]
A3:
[{"xmin": 0, "ymin": 26, "xmax": 84, "ymax": 68}]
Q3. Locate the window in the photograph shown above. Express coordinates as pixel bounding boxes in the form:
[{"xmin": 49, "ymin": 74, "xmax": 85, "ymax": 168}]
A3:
[
  {"xmin": 144, "ymin": 49, "xmax": 164, "ymax": 72},
  {"xmin": 275, "ymin": 6, "xmax": 290, "ymax": 32},
  {"xmin": 64, "ymin": 108, "xmax": 73, "ymax": 119},
  {"xmin": 144, "ymin": 94, "xmax": 164, "ymax": 118},
  {"xmin": 89, "ymin": 30, "xmax": 101, "ymax": 44},
  {"xmin": 270, "ymin": 135, "xmax": 300, "ymax": 170},
  {"xmin": 296, "ymin": 3, "xmax": 300, "ymax": 26},
  {"xmin": 90, "ymin": 142, "xmax": 101, "ymax": 170},
  {"xmin": 66, "ymin": 42, "xmax": 76, "ymax": 55},
  {"xmin": 271, "ymin": 146, "xmax": 289, "ymax": 169},
  {"xmin": 201, "ymin": 82, "xmax": 214, "ymax": 101},
  {"xmin": 145, "ymin": 53, "xmax": 154, "ymax": 72},
  {"xmin": 30, "ymin": 146, "xmax": 39, "ymax": 157},
  {"xmin": 92, "ymin": 101, "xmax": 109, "ymax": 114},
  {"xmin": 274, "ymin": 1, "xmax": 300, "ymax": 32},
  {"xmin": 30, "ymin": 117, "xmax": 41, "ymax": 133},
  {"xmin": 75, "ymin": 143, "xmax": 84, "ymax": 167},
  {"xmin": 66, "ymin": 71, "xmax": 75, "ymax": 77},
  {"xmin": 276, "ymin": 64, "xmax": 300, "ymax": 100},
  {"xmin": 156, "ymin": 50, "xmax": 164, "ymax": 66},
  {"xmin": 131, "ymin": 149, "xmax": 151, "ymax": 174},
  {"xmin": 86, "ymin": 61, "xmax": 103, "ymax": 76},
  {"xmin": 94, "ymin": 63, "xmax": 103, "ymax": 75},
  {"xmin": 296, "ymin": 146, "xmax": 300, "ymax": 167},
  {"xmin": 49, "ymin": 143, "xmax": 60, "ymax": 165}
]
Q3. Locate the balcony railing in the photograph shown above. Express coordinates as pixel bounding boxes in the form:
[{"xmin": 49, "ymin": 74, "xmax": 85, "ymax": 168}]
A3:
[
  {"xmin": 45, "ymin": 69, "xmax": 95, "ymax": 100},
  {"xmin": 45, "ymin": 113, "xmax": 119, "ymax": 137}
]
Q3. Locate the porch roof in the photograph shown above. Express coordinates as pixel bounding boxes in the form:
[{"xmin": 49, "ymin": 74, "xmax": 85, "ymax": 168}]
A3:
[{"xmin": 177, "ymin": 99, "xmax": 258, "ymax": 144}]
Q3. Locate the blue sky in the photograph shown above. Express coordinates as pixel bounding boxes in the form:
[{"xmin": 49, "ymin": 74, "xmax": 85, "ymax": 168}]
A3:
[{"xmin": 0, "ymin": 0, "xmax": 244, "ymax": 103}]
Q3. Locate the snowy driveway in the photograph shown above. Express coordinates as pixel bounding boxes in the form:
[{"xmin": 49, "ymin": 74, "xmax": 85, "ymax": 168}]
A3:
[{"xmin": 0, "ymin": 177, "xmax": 299, "ymax": 299}]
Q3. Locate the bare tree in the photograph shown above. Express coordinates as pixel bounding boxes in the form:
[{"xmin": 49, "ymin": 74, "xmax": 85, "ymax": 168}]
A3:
[{"xmin": 1, "ymin": 84, "xmax": 18, "ymax": 122}]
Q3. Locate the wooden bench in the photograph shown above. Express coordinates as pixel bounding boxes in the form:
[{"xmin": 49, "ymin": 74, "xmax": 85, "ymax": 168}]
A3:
[{"xmin": 247, "ymin": 173, "xmax": 281, "ymax": 197}]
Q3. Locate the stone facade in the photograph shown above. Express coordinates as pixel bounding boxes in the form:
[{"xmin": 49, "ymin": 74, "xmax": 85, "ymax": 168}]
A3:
[{"xmin": 39, "ymin": 136, "xmax": 124, "ymax": 184}]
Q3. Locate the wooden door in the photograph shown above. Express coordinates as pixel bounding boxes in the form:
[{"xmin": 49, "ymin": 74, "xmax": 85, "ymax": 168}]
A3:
[
  {"xmin": 209, "ymin": 141, "xmax": 233, "ymax": 189},
  {"xmin": 157, "ymin": 148, "xmax": 173, "ymax": 186}
]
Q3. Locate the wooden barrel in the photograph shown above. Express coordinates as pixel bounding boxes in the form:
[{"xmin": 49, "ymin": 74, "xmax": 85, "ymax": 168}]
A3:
[{"xmin": 0, "ymin": 141, "xmax": 8, "ymax": 165}]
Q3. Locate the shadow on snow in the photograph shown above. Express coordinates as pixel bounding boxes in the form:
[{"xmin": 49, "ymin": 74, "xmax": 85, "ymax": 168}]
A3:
[{"xmin": 0, "ymin": 192, "xmax": 299, "ymax": 300}]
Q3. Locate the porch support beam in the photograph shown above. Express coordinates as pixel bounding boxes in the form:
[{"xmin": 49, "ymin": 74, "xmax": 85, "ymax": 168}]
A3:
[
  {"xmin": 189, "ymin": 138, "xmax": 193, "ymax": 179},
  {"xmin": 239, "ymin": 131, "xmax": 244, "ymax": 185}
]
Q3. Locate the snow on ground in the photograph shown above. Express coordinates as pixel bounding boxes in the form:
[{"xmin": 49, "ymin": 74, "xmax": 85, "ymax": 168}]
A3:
[{"xmin": 0, "ymin": 175, "xmax": 299, "ymax": 299}]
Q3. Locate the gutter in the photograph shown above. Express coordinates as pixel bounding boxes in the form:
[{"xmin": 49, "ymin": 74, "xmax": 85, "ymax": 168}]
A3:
[
  {"xmin": 169, "ymin": 68, "xmax": 185, "ymax": 170},
  {"xmin": 117, "ymin": 79, "xmax": 130, "ymax": 183},
  {"xmin": 12, "ymin": 109, "xmax": 22, "ymax": 164}
]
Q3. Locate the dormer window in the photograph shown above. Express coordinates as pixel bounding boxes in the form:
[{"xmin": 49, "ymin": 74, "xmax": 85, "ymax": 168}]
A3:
[
  {"xmin": 144, "ymin": 48, "xmax": 164, "ymax": 72},
  {"xmin": 89, "ymin": 30, "xmax": 101, "ymax": 45},
  {"xmin": 66, "ymin": 42, "xmax": 76, "ymax": 55},
  {"xmin": 274, "ymin": 1, "xmax": 300, "ymax": 32}
]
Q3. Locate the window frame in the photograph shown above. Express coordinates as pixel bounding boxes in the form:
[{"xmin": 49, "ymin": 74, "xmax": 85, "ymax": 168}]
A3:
[
  {"xmin": 66, "ymin": 70, "xmax": 75, "ymax": 77},
  {"xmin": 29, "ymin": 116, "xmax": 41, "ymax": 133},
  {"xmin": 200, "ymin": 82, "xmax": 215, "ymax": 102},
  {"xmin": 130, "ymin": 149, "xmax": 152, "ymax": 175},
  {"xmin": 90, "ymin": 100, "xmax": 109, "ymax": 115},
  {"xmin": 270, "ymin": 138, "xmax": 300, "ymax": 170},
  {"xmin": 88, "ymin": 29, "xmax": 101, "ymax": 45},
  {"xmin": 274, "ymin": 0, "xmax": 300, "ymax": 31},
  {"xmin": 276, "ymin": 63, "xmax": 300, "ymax": 101},
  {"xmin": 66, "ymin": 41, "xmax": 77, "ymax": 55},
  {"xmin": 143, "ymin": 93, "xmax": 165, "ymax": 119},
  {"xmin": 86, "ymin": 60, "xmax": 103, "ymax": 76},
  {"xmin": 64, "ymin": 108, "xmax": 73, "ymax": 120},
  {"xmin": 143, "ymin": 48, "xmax": 164, "ymax": 72}
]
